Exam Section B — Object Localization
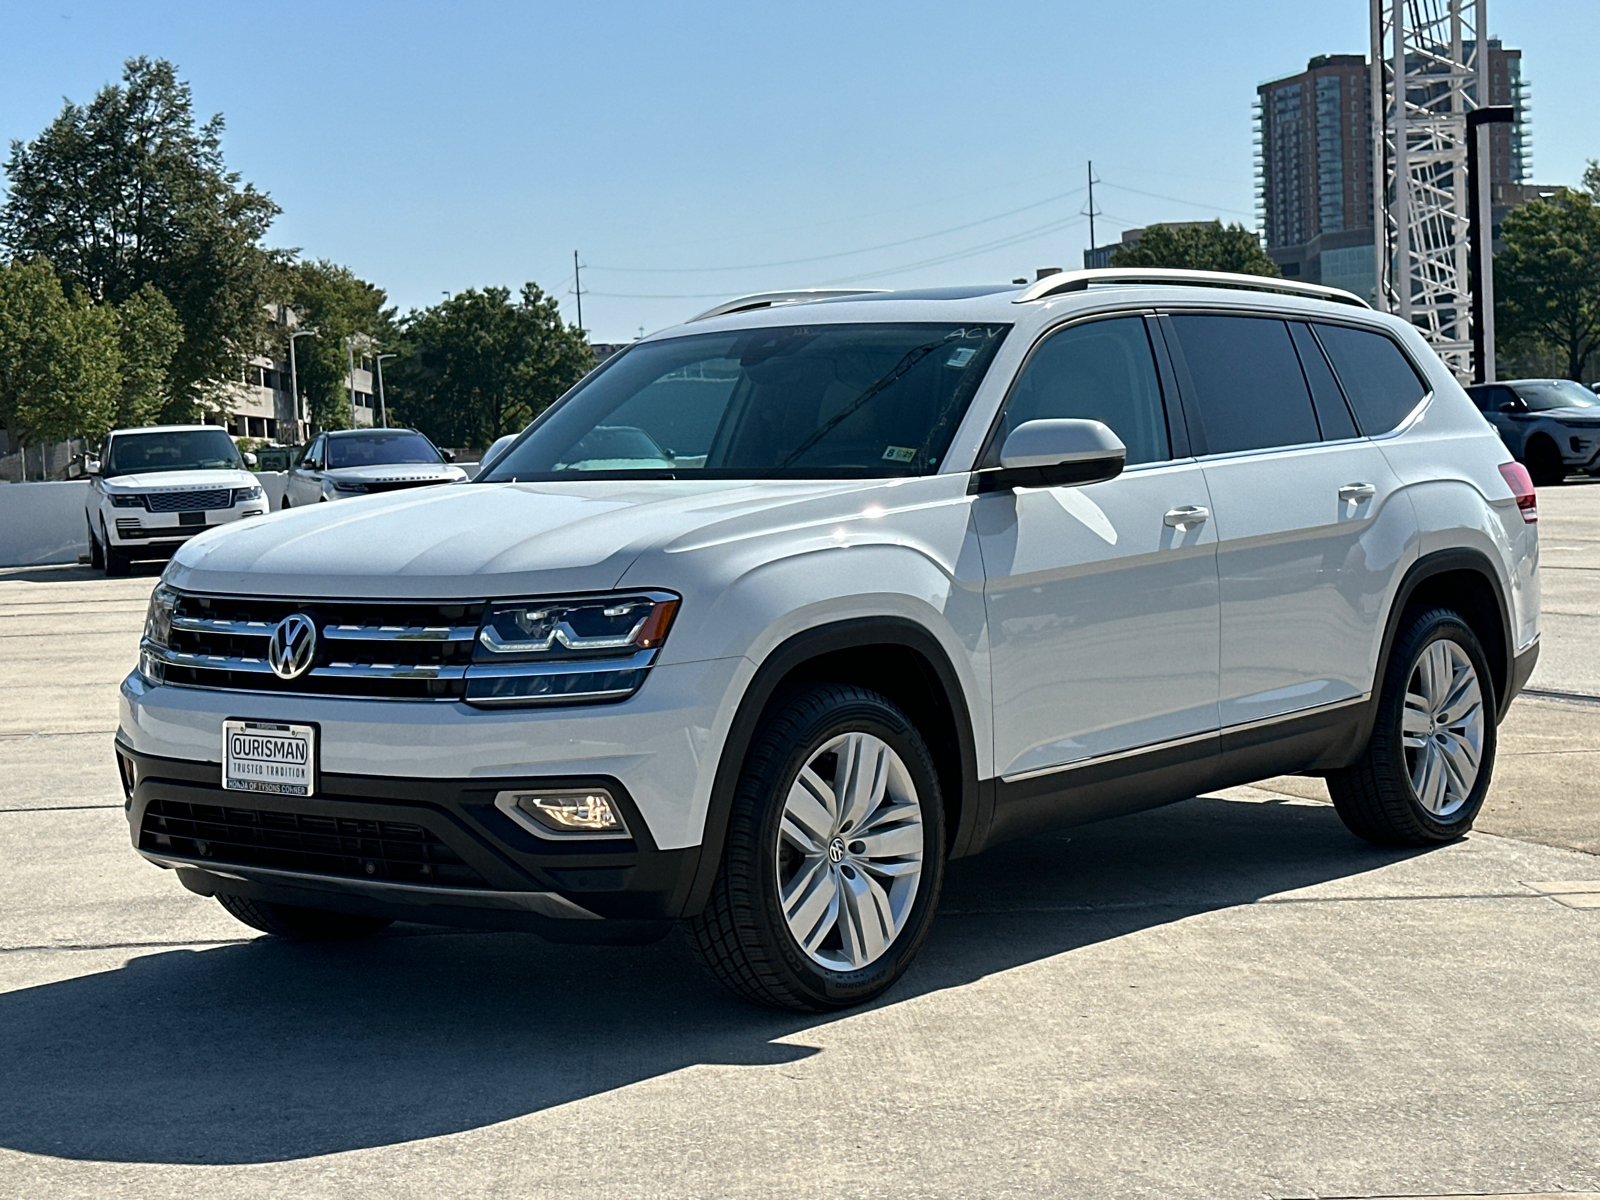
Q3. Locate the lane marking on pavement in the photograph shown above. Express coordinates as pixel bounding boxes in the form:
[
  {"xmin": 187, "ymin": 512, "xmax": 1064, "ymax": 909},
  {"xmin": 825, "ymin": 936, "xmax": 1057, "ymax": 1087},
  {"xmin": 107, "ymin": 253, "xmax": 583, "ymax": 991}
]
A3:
[
  {"xmin": 1521, "ymin": 687, "xmax": 1600, "ymax": 708},
  {"xmin": 941, "ymin": 893, "xmax": 1550, "ymax": 915},
  {"xmin": 1523, "ymin": 880, "xmax": 1600, "ymax": 910},
  {"xmin": 0, "ymin": 804, "xmax": 123, "ymax": 813}
]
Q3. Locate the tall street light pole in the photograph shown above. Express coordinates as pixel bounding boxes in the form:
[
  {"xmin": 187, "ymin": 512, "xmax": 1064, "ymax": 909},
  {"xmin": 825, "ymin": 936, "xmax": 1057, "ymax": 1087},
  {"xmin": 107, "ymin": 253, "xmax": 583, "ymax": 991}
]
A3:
[
  {"xmin": 288, "ymin": 328, "xmax": 318, "ymax": 443},
  {"xmin": 375, "ymin": 353, "xmax": 395, "ymax": 430}
]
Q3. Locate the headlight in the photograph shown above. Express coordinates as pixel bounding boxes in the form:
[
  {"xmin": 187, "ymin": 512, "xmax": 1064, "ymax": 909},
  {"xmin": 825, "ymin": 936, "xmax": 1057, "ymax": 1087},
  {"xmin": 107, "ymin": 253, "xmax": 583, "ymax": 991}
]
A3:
[
  {"xmin": 475, "ymin": 593, "xmax": 679, "ymax": 662},
  {"xmin": 109, "ymin": 493, "xmax": 145, "ymax": 508},
  {"xmin": 140, "ymin": 585, "xmax": 178, "ymax": 683},
  {"xmin": 332, "ymin": 480, "xmax": 369, "ymax": 493},
  {"xmin": 463, "ymin": 592, "xmax": 680, "ymax": 708},
  {"xmin": 232, "ymin": 485, "xmax": 264, "ymax": 503}
]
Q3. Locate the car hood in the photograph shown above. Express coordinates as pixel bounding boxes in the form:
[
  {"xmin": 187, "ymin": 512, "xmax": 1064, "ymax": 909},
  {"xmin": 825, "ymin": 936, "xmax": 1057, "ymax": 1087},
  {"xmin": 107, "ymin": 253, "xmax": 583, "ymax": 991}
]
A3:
[
  {"xmin": 163, "ymin": 478, "xmax": 915, "ymax": 599},
  {"xmin": 103, "ymin": 469, "xmax": 257, "ymax": 493},
  {"xmin": 322, "ymin": 463, "xmax": 467, "ymax": 484},
  {"xmin": 1528, "ymin": 407, "xmax": 1600, "ymax": 424}
]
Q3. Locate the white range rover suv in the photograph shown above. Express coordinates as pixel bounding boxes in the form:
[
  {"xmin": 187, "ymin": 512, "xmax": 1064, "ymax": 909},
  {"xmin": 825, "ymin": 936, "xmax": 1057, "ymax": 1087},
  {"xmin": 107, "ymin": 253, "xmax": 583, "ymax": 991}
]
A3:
[
  {"xmin": 118, "ymin": 269, "xmax": 1541, "ymax": 1011},
  {"xmin": 86, "ymin": 425, "xmax": 268, "ymax": 576}
]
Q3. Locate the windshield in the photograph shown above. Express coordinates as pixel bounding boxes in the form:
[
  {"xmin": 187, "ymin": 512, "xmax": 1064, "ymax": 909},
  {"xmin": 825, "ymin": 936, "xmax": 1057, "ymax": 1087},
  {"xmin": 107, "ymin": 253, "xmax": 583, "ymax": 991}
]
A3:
[
  {"xmin": 1514, "ymin": 380, "xmax": 1600, "ymax": 411},
  {"xmin": 481, "ymin": 322, "xmax": 1010, "ymax": 482},
  {"xmin": 106, "ymin": 429, "xmax": 243, "ymax": 476},
  {"xmin": 326, "ymin": 431, "xmax": 444, "ymax": 468}
]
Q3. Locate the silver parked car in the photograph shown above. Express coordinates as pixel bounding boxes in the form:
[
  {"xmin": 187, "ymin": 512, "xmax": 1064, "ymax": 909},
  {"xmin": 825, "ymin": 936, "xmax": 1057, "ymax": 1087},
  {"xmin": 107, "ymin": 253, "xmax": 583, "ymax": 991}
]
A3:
[{"xmin": 283, "ymin": 428, "xmax": 467, "ymax": 507}]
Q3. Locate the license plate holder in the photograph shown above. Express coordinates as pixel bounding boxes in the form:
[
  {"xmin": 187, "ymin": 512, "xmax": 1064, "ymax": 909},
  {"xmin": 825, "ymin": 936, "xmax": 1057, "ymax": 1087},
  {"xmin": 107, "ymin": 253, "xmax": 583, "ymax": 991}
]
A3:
[
  {"xmin": 223, "ymin": 720, "xmax": 316, "ymax": 796},
  {"xmin": 179, "ymin": 511, "xmax": 206, "ymax": 527}
]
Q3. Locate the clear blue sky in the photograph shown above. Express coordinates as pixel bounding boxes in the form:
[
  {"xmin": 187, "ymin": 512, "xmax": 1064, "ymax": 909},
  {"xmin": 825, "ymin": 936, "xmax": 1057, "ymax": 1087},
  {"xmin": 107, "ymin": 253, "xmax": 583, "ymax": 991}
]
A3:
[{"xmin": 3, "ymin": 1, "xmax": 1596, "ymax": 342}]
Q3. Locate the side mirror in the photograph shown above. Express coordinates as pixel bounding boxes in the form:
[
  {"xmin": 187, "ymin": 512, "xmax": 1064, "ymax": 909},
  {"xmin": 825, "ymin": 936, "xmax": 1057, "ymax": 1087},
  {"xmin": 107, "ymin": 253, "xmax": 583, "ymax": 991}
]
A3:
[
  {"xmin": 442, "ymin": 448, "xmax": 456, "ymax": 462},
  {"xmin": 84, "ymin": 457, "xmax": 101, "ymax": 477},
  {"xmin": 242, "ymin": 451, "xmax": 258, "ymax": 467},
  {"xmin": 975, "ymin": 419, "xmax": 1127, "ymax": 492},
  {"xmin": 1499, "ymin": 400, "xmax": 1526, "ymax": 414}
]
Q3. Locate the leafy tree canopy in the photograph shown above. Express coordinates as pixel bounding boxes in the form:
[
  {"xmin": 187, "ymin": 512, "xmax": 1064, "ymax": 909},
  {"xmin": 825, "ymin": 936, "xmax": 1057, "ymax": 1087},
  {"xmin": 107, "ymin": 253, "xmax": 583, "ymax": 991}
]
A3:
[
  {"xmin": 280, "ymin": 260, "xmax": 394, "ymax": 432},
  {"xmin": 1108, "ymin": 221, "xmax": 1281, "ymax": 277},
  {"xmin": 1, "ymin": 57, "xmax": 281, "ymax": 419},
  {"xmin": 387, "ymin": 284, "xmax": 593, "ymax": 448},
  {"xmin": 1495, "ymin": 184, "xmax": 1600, "ymax": 381},
  {"xmin": 0, "ymin": 258, "xmax": 120, "ymax": 451}
]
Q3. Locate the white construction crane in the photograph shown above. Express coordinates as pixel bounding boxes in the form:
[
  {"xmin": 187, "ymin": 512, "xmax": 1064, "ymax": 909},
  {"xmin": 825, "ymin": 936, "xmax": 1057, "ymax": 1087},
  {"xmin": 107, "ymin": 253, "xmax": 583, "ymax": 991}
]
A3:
[{"xmin": 1370, "ymin": 0, "xmax": 1490, "ymax": 381}]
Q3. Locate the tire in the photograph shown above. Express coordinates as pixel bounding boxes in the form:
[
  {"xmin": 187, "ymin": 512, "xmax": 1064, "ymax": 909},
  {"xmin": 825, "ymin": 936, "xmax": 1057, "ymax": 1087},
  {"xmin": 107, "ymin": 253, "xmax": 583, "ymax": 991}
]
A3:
[
  {"xmin": 87, "ymin": 519, "xmax": 104, "ymax": 570},
  {"xmin": 1523, "ymin": 437, "xmax": 1565, "ymax": 487},
  {"xmin": 215, "ymin": 893, "xmax": 393, "ymax": 941},
  {"xmin": 685, "ymin": 684, "xmax": 946, "ymax": 1012},
  {"xmin": 1328, "ymin": 607, "xmax": 1497, "ymax": 847},
  {"xmin": 103, "ymin": 526, "xmax": 131, "ymax": 577}
]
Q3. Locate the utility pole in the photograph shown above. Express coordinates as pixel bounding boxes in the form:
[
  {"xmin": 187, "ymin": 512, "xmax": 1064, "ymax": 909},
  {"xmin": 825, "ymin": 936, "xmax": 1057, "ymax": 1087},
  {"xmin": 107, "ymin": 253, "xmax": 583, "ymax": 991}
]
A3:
[
  {"xmin": 375, "ymin": 353, "xmax": 395, "ymax": 429},
  {"xmin": 1468, "ymin": 106, "xmax": 1515, "ymax": 383},
  {"xmin": 1081, "ymin": 161, "xmax": 1103, "ymax": 266},
  {"xmin": 573, "ymin": 250, "xmax": 584, "ymax": 332}
]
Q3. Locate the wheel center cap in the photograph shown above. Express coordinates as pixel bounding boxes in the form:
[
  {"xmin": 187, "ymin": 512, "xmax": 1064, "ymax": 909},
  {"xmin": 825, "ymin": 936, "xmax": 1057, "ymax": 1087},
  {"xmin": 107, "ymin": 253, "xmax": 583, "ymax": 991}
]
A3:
[{"xmin": 827, "ymin": 836, "xmax": 847, "ymax": 864}]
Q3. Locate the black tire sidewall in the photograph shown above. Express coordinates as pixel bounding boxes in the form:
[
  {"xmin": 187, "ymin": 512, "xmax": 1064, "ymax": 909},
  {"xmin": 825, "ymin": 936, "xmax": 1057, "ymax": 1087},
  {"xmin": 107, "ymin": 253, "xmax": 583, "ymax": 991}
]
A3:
[
  {"xmin": 737, "ymin": 688, "xmax": 945, "ymax": 1009},
  {"xmin": 1379, "ymin": 611, "xmax": 1497, "ymax": 838}
]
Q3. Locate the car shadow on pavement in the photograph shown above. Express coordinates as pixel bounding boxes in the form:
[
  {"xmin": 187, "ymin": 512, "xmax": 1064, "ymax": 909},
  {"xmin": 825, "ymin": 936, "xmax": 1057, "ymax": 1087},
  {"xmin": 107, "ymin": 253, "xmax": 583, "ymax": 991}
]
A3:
[
  {"xmin": 0, "ymin": 562, "xmax": 163, "ymax": 584},
  {"xmin": 0, "ymin": 793, "xmax": 1423, "ymax": 1165}
]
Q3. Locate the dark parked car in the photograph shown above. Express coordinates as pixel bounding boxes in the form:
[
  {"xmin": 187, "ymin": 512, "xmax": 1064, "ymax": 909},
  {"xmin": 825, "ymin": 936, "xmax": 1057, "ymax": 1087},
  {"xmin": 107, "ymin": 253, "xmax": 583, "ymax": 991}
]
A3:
[{"xmin": 1465, "ymin": 379, "xmax": 1600, "ymax": 485}]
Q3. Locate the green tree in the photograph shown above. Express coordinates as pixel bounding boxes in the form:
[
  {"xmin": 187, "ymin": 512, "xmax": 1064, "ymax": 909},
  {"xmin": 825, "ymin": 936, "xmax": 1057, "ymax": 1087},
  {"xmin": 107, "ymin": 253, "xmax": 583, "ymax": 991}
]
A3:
[
  {"xmin": 113, "ymin": 283, "xmax": 182, "ymax": 429},
  {"xmin": 1495, "ymin": 186, "xmax": 1600, "ymax": 381},
  {"xmin": 281, "ymin": 260, "xmax": 393, "ymax": 432},
  {"xmin": 0, "ymin": 258, "xmax": 120, "ymax": 455},
  {"xmin": 1109, "ymin": 221, "xmax": 1281, "ymax": 277},
  {"xmin": 388, "ymin": 283, "xmax": 593, "ymax": 448},
  {"xmin": 1, "ymin": 57, "xmax": 282, "ymax": 419}
]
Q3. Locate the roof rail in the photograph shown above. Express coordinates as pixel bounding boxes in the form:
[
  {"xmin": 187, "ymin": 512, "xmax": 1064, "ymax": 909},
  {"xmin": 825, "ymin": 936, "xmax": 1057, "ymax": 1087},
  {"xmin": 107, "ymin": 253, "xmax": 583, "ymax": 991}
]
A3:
[
  {"xmin": 687, "ymin": 289, "xmax": 888, "ymax": 323},
  {"xmin": 1013, "ymin": 267, "xmax": 1370, "ymax": 309}
]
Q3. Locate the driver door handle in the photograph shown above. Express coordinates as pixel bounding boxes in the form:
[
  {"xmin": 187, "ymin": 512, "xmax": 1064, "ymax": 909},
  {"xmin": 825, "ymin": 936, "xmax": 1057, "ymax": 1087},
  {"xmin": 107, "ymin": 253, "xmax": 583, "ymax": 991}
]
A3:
[
  {"xmin": 1164, "ymin": 505, "xmax": 1210, "ymax": 528},
  {"xmin": 1339, "ymin": 482, "xmax": 1377, "ymax": 501}
]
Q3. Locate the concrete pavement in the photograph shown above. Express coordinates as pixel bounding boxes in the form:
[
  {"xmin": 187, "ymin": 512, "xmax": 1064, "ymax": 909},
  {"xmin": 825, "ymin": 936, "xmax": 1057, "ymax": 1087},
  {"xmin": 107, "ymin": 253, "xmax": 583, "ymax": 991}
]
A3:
[{"xmin": 1, "ymin": 488, "xmax": 1597, "ymax": 1199}]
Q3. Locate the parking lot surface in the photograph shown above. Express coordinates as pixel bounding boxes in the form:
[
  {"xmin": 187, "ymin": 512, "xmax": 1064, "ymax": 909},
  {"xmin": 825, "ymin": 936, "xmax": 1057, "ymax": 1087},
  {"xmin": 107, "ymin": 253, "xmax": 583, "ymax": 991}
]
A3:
[{"xmin": 2, "ymin": 484, "xmax": 1598, "ymax": 1199}]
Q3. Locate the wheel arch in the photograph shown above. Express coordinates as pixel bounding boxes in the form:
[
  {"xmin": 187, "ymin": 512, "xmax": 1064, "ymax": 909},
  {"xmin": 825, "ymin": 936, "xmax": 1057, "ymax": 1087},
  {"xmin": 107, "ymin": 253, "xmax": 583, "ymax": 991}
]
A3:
[
  {"xmin": 678, "ymin": 617, "xmax": 982, "ymax": 919},
  {"xmin": 1379, "ymin": 548, "xmax": 1513, "ymax": 722}
]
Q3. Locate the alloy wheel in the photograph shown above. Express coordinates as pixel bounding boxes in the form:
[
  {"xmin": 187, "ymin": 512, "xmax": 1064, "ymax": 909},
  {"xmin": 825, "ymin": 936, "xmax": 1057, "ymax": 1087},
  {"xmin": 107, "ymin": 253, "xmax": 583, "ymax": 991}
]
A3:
[
  {"xmin": 774, "ymin": 731, "xmax": 924, "ymax": 971},
  {"xmin": 1401, "ymin": 638, "xmax": 1485, "ymax": 818}
]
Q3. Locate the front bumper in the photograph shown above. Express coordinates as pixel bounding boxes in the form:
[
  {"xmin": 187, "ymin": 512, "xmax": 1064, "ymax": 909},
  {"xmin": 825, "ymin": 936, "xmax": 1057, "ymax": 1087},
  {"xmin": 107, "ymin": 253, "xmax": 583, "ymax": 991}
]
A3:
[
  {"xmin": 105, "ymin": 505, "xmax": 267, "ymax": 549},
  {"xmin": 118, "ymin": 742, "xmax": 698, "ymax": 932}
]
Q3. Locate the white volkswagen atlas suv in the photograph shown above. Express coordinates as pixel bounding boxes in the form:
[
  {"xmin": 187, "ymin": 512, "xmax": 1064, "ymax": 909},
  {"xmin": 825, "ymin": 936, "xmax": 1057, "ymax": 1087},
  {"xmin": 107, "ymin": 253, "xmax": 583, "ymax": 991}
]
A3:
[
  {"xmin": 86, "ymin": 425, "xmax": 267, "ymax": 576},
  {"xmin": 118, "ymin": 269, "xmax": 1541, "ymax": 1011}
]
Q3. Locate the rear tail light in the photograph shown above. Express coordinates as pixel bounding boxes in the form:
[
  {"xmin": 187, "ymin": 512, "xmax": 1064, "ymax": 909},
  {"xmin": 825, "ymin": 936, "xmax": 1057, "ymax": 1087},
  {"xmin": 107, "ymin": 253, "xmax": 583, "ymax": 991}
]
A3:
[{"xmin": 1498, "ymin": 462, "xmax": 1537, "ymax": 524}]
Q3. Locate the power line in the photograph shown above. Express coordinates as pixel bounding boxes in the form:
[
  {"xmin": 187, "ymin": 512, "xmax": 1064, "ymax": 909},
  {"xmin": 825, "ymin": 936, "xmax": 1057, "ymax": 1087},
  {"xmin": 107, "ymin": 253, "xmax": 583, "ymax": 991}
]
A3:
[
  {"xmin": 1096, "ymin": 180, "xmax": 1256, "ymax": 221},
  {"xmin": 586, "ymin": 186, "xmax": 1088, "ymax": 275}
]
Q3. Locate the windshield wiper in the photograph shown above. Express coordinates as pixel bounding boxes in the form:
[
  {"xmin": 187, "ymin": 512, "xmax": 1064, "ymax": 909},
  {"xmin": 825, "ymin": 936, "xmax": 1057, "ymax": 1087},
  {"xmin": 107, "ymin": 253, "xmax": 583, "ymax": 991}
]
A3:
[{"xmin": 775, "ymin": 339, "xmax": 945, "ymax": 469}]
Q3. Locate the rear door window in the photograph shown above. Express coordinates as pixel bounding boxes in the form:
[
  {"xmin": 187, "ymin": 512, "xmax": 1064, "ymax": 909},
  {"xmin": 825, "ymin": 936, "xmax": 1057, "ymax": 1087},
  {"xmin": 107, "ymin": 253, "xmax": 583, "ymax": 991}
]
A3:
[
  {"xmin": 1288, "ymin": 322, "xmax": 1358, "ymax": 440},
  {"xmin": 1310, "ymin": 323, "xmax": 1429, "ymax": 435},
  {"xmin": 1166, "ymin": 315, "xmax": 1321, "ymax": 455},
  {"xmin": 998, "ymin": 316, "xmax": 1171, "ymax": 465}
]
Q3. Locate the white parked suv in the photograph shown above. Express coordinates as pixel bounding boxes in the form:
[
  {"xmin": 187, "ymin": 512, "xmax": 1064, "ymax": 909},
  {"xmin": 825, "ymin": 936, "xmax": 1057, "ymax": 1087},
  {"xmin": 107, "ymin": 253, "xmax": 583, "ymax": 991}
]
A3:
[
  {"xmin": 282, "ymin": 428, "xmax": 467, "ymax": 507},
  {"xmin": 118, "ymin": 270, "xmax": 1541, "ymax": 1011},
  {"xmin": 85, "ymin": 425, "xmax": 267, "ymax": 576}
]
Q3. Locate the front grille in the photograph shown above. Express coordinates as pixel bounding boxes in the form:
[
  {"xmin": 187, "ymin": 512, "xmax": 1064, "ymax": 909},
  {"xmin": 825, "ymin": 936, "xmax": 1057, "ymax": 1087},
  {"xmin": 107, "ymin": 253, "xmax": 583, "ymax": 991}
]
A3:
[
  {"xmin": 153, "ymin": 592, "xmax": 484, "ymax": 700},
  {"xmin": 146, "ymin": 488, "xmax": 232, "ymax": 512},
  {"xmin": 140, "ymin": 797, "xmax": 489, "ymax": 888}
]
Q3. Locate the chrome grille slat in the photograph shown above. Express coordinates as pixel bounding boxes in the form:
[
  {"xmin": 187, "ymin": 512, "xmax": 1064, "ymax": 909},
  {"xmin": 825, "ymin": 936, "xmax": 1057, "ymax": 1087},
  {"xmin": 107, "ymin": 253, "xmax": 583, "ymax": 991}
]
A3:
[
  {"xmin": 322, "ymin": 624, "xmax": 479, "ymax": 642},
  {"xmin": 153, "ymin": 647, "xmax": 275, "ymax": 674},
  {"xmin": 318, "ymin": 662, "xmax": 468, "ymax": 681},
  {"xmin": 170, "ymin": 615, "xmax": 275, "ymax": 637}
]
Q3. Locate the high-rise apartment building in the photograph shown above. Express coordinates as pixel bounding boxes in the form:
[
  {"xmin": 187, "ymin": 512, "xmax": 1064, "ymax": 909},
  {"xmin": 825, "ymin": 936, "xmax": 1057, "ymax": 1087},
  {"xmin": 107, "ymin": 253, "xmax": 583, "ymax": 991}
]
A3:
[{"xmin": 1254, "ymin": 42, "xmax": 1528, "ymax": 299}]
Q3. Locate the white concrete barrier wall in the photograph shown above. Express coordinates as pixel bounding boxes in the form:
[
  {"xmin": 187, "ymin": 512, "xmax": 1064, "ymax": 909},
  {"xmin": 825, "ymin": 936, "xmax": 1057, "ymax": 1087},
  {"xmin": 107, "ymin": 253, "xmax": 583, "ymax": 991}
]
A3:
[{"xmin": 0, "ymin": 473, "xmax": 287, "ymax": 567}]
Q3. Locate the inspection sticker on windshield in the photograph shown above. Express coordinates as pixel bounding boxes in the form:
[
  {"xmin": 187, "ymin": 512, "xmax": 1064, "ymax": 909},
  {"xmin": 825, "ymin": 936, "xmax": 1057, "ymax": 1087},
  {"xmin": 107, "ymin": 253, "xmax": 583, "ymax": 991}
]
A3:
[
  {"xmin": 223, "ymin": 720, "xmax": 315, "ymax": 796},
  {"xmin": 945, "ymin": 346, "xmax": 977, "ymax": 368},
  {"xmin": 881, "ymin": 445, "xmax": 917, "ymax": 463}
]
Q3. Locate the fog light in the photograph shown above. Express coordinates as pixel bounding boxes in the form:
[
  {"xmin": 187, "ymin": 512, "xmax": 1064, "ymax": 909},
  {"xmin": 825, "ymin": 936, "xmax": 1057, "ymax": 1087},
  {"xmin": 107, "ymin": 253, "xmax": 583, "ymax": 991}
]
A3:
[{"xmin": 495, "ymin": 788, "xmax": 629, "ymax": 838}]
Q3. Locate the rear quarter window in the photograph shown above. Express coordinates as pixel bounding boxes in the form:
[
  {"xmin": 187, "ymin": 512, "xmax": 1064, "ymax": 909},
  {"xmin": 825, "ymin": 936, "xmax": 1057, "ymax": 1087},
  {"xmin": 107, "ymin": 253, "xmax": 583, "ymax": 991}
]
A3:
[{"xmin": 1312, "ymin": 323, "xmax": 1429, "ymax": 435}]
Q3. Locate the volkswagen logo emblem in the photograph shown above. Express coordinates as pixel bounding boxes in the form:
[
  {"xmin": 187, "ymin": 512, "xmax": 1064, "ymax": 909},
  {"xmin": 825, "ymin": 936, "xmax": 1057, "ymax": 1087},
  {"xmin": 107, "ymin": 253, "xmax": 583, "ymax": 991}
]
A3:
[{"xmin": 267, "ymin": 613, "xmax": 317, "ymax": 680}]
